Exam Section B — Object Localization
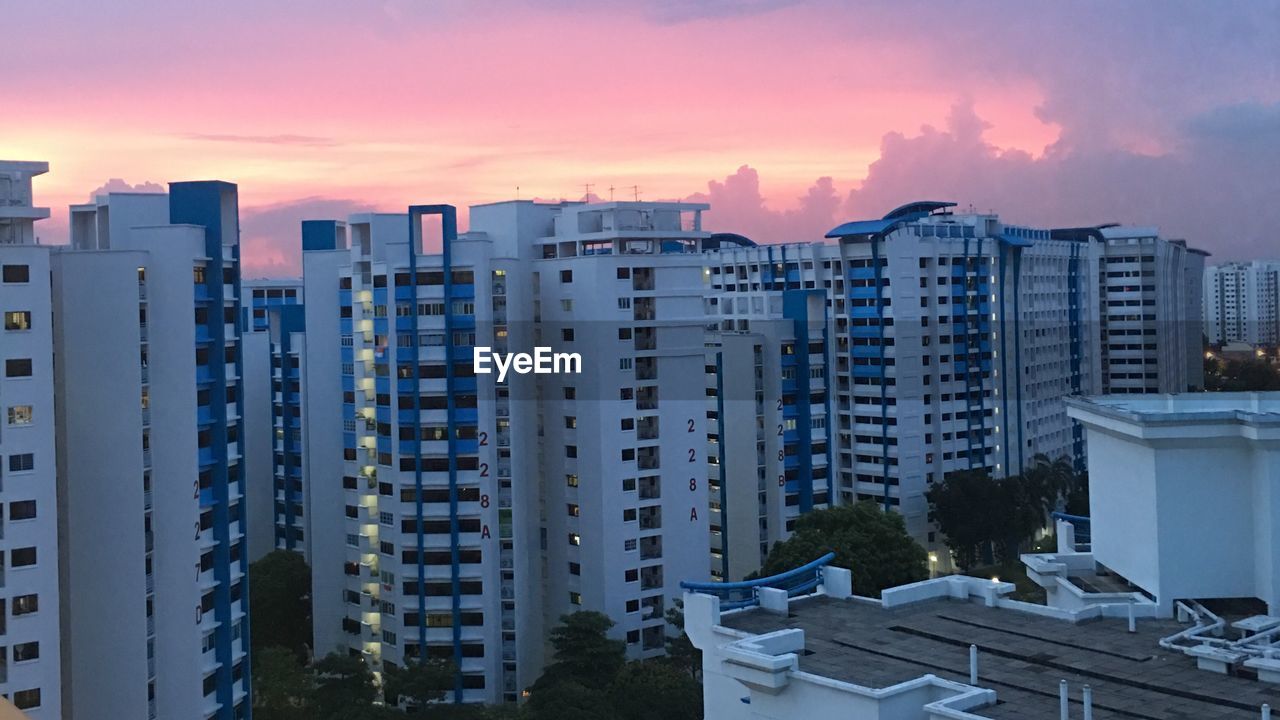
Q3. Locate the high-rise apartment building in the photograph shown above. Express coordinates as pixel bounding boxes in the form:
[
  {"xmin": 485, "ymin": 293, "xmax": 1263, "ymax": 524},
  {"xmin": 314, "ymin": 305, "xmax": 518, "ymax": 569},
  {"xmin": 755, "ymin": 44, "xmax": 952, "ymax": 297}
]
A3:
[
  {"xmin": 299, "ymin": 197, "xmax": 1205, "ymax": 696},
  {"xmin": 54, "ymin": 183, "xmax": 249, "ymax": 720},
  {"xmin": 1204, "ymin": 260, "xmax": 1280, "ymax": 347},
  {"xmin": 243, "ymin": 280, "xmax": 306, "ymax": 562},
  {"xmin": 304, "ymin": 200, "xmax": 717, "ymax": 701},
  {"xmin": 0, "ymin": 160, "xmax": 61, "ymax": 717},
  {"xmin": 706, "ymin": 204, "xmax": 1202, "ymax": 579}
]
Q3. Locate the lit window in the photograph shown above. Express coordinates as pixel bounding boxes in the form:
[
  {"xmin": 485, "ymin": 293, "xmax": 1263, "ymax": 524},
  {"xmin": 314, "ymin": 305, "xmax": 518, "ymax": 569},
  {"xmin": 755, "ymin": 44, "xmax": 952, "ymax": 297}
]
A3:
[
  {"xmin": 7, "ymin": 405, "xmax": 33, "ymax": 425},
  {"xmin": 569, "ymin": 591, "xmax": 582, "ymax": 605},
  {"xmin": 568, "ymin": 533, "xmax": 581, "ymax": 546},
  {"xmin": 4, "ymin": 311, "xmax": 31, "ymax": 331}
]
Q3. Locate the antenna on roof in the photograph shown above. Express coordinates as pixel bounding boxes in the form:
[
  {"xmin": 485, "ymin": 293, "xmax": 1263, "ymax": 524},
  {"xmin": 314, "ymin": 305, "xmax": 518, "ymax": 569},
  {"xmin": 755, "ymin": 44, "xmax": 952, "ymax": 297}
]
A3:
[
  {"xmin": 516, "ymin": 186, "xmax": 520, "ymax": 201},
  {"xmin": 583, "ymin": 183, "xmax": 593, "ymax": 201},
  {"xmin": 630, "ymin": 185, "xmax": 641, "ymax": 202},
  {"xmin": 609, "ymin": 185, "xmax": 615, "ymax": 202}
]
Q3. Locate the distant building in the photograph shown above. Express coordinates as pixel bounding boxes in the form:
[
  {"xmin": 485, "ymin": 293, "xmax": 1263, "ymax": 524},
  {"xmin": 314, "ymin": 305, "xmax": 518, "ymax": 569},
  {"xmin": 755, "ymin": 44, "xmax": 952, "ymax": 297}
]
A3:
[
  {"xmin": 1205, "ymin": 261, "xmax": 1280, "ymax": 347},
  {"xmin": 242, "ymin": 279, "xmax": 306, "ymax": 562},
  {"xmin": 0, "ymin": 161, "xmax": 61, "ymax": 717}
]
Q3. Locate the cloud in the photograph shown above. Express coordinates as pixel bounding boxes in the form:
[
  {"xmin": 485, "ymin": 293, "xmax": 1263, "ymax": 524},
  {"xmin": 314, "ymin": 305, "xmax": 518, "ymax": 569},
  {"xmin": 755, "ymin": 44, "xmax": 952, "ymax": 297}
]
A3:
[
  {"xmin": 687, "ymin": 166, "xmax": 842, "ymax": 244},
  {"xmin": 239, "ymin": 197, "xmax": 376, "ymax": 277},
  {"xmin": 86, "ymin": 178, "xmax": 165, "ymax": 201},
  {"xmin": 690, "ymin": 99, "xmax": 1280, "ymax": 262},
  {"xmin": 183, "ymin": 133, "xmax": 338, "ymax": 147}
]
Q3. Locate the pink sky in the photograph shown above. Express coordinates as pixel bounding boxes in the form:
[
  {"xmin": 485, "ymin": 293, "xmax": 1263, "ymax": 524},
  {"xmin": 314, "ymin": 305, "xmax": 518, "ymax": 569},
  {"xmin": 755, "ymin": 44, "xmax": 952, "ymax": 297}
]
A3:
[{"xmin": 4, "ymin": 1, "xmax": 1278, "ymax": 274}]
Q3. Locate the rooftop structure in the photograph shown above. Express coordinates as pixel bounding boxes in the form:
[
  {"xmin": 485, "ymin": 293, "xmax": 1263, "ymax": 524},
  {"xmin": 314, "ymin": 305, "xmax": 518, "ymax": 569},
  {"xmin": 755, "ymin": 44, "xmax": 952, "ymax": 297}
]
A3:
[{"xmin": 685, "ymin": 563, "xmax": 1280, "ymax": 720}]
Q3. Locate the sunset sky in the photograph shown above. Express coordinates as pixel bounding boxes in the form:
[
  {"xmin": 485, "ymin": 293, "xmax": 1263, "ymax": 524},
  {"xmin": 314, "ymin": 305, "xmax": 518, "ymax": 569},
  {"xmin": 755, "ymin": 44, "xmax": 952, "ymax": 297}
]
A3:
[{"xmin": 4, "ymin": 0, "xmax": 1278, "ymax": 276}]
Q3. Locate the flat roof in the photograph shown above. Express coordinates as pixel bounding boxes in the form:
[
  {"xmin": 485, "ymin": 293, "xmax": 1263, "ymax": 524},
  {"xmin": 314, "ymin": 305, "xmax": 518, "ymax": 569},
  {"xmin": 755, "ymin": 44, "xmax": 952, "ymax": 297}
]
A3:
[
  {"xmin": 1067, "ymin": 392, "xmax": 1280, "ymax": 424},
  {"xmin": 721, "ymin": 595, "xmax": 1278, "ymax": 719}
]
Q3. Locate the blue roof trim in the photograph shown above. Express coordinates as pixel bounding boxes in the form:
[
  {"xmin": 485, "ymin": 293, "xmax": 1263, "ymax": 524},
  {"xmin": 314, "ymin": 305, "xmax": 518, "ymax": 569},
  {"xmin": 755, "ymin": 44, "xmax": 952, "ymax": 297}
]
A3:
[
  {"xmin": 998, "ymin": 233, "xmax": 1035, "ymax": 247},
  {"xmin": 825, "ymin": 218, "xmax": 896, "ymax": 238},
  {"xmin": 882, "ymin": 200, "xmax": 955, "ymax": 220}
]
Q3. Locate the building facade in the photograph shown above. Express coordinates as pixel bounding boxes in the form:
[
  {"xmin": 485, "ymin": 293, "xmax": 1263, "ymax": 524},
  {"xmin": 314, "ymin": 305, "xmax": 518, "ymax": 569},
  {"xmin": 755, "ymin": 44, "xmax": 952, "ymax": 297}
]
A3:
[
  {"xmin": 55, "ymin": 184, "xmax": 249, "ymax": 720},
  {"xmin": 0, "ymin": 161, "xmax": 60, "ymax": 717},
  {"xmin": 242, "ymin": 280, "xmax": 306, "ymax": 562},
  {"xmin": 1204, "ymin": 260, "xmax": 1280, "ymax": 347}
]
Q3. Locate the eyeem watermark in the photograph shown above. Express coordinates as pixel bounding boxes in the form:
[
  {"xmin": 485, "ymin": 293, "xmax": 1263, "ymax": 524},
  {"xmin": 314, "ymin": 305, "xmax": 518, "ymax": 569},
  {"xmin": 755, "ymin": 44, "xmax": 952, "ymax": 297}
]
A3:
[{"xmin": 474, "ymin": 347, "xmax": 582, "ymax": 382}]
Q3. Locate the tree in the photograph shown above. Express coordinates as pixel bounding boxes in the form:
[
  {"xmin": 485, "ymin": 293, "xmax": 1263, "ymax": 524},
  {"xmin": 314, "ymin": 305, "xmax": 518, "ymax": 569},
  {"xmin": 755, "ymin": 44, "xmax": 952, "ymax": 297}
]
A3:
[
  {"xmin": 312, "ymin": 653, "xmax": 379, "ymax": 720},
  {"xmin": 926, "ymin": 469, "xmax": 1002, "ymax": 570},
  {"xmin": 662, "ymin": 603, "xmax": 699, "ymax": 681},
  {"xmin": 252, "ymin": 646, "xmax": 313, "ymax": 720},
  {"xmin": 249, "ymin": 550, "xmax": 313, "ymax": 660},
  {"xmin": 532, "ymin": 612, "xmax": 626, "ymax": 691},
  {"xmin": 608, "ymin": 661, "xmax": 701, "ymax": 720},
  {"xmin": 526, "ymin": 681, "xmax": 612, "ymax": 720},
  {"xmin": 1206, "ymin": 356, "xmax": 1280, "ymax": 391},
  {"xmin": 382, "ymin": 659, "xmax": 455, "ymax": 712},
  {"xmin": 758, "ymin": 501, "xmax": 928, "ymax": 596}
]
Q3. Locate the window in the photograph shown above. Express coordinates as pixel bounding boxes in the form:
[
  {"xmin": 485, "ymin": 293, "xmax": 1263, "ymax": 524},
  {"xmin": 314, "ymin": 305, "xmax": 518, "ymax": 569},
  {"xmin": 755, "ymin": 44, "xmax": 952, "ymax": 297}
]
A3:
[
  {"xmin": 12, "ymin": 594, "xmax": 38, "ymax": 616},
  {"xmin": 624, "ymin": 569, "xmax": 638, "ymax": 582},
  {"xmin": 568, "ymin": 533, "xmax": 581, "ymax": 546},
  {"xmin": 12, "ymin": 547, "xmax": 37, "ymax": 567},
  {"xmin": 7, "ymin": 405, "xmax": 33, "ymax": 425},
  {"xmin": 13, "ymin": 642, "xmax": 38, "ymax": 662},
  {"xmin": 2, "ymin": 265, "xmax": 30, "ymax": 283},
  {"xmin": 566, "ymin": 504, "xmax": 580, "ymax": 517},
  {"xmin": 568, "ymin": 562, "xmax": 581, "ymax": 575},
  {"xmin": 560, "ymin": 270, "xmax": 573, "ymax": 283},
  {"xmin": 8, "ymin": 454, "xmax": 34, "ymax": 472},
  {"xmin": 566, "ymin": 474, "xmax": 578, "ymax": 487},
  {"xmin": 563, "ymin": 387, "xmax": 576, "ymax": 400},
  {"xmin": 617, "ymin": 298, "xmax": 631, "ymax": 310},
  {"xmin": 569, "ymin": 591, "xmax": 582, "ymax": 605},
  {"xmin": 560, "ymin": 299, "xmax": 573, "ymax": 312},
  {"xmin": 4, "ymin": 311, "xmax": 31, "ymax": 331},
  {"xmin": 619, "ymin": 358, "xmax": 633, "ymax": 371},
  {"xmin": 5, "ymin": 358, "xmax": 33, "ymax": 377},
  {"xmin": 622, "ymin": 508, "xmax": 637, "ymax": 522},
  {"xmin": 10, "ymin": 501, "xmax": 36, "ymax": 521},
  {"xmin": 623, "ymin": 539, "xmax": 637, "ymax": 552},
  {"xmin": 12, "ymin": 689, "xmax": 39, "ymax": 710},
  {"xmin": 565, "ymin": 445, "xmax": 577, "ymax": 458},
  {"xmin": 617, "ymin": 267, "xmax": 630, "ymax": 279},
  {"xmin": 561, "ymin": 328, "xmax": 574, "ymax": 342},
  {"xmin": 564, "ymin": 416, "xmax": 577, "ymax": 429}
]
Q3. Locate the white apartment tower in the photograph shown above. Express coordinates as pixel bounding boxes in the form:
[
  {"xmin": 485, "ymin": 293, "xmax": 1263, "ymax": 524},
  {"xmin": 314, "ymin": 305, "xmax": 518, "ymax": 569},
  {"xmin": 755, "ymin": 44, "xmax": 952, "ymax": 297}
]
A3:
[
  {"xmin": 705, "ymin": 204, "xmax": 1203, "ymax": 579},
  {"xmin": 1204, "ymin": 260, "xmax": 1280, "ymax": 347},
  {"xmin": 518, "ymin": 202, "xmax": 712, "ymax": 657},
  {"xmin": 54, "ymin": 183, "xmax": 250, "ymax": 720},
  {"xmin": 0, "ymin": 161, "xmax": 61, "ymax": 717}
]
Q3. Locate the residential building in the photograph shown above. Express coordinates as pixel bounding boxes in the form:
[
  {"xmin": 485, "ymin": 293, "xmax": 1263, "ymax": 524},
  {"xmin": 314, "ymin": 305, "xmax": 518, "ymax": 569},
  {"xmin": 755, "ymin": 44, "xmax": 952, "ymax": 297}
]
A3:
[
  {"xmin": 705, "ymin": 204, "xmax": 1106, "ymax": 578},
  {"xmin": 1052, "ymin": 225, "xmax": 1207, "ymax": 393},
  {"xmin": 0, "ymin": 161, "xmax": 60, "ymax": 717},
  {"xmin": 1204, "ymin": 261, "xmax": 1280, "ymax": 347},
  {"xmin": 242, "ymin": 279, "xmax": 305, "ymax": 562},
  {"xmin": 54, "ymin": 183, "xmax": 249, "ymax": 720}
]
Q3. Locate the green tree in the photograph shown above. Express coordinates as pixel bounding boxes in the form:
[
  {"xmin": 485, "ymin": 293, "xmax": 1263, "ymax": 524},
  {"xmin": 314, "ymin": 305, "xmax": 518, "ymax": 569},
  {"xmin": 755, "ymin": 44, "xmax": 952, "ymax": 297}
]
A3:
[
  {"xmin": 758, "ymin": 501, "xmax": 927, "ymax": 596},
  {"xmin": 526, "ymin": 681, "xmax": 612, "ymax": 720},
  {"xmin": 532, "ymin": 612, "xmax": 626, "ymax": 691},
  {"xmin": 608, "ymin": 660, "xmax": 701, "ymax": 720},
  {"xmin": 251, "ymin": 646, "xmax": 313, "ymax": 720},
  {"xmin": 312, "ymin": 653, "xmax": 379, "ymax": 720},
  {"xmin": 662, "ymin": 603, "xmax": 700, "ymax": 681},
  {"xmin": 249, "ymin": 550, "xmax": 313, "ymax": 659},
  {"xmin": 926, "ymin": 469, "xmax": 1001, "ymax": 570},
  {"xmin": 383, "ymin": 659, "xmax": 456, "ymax": 712}
]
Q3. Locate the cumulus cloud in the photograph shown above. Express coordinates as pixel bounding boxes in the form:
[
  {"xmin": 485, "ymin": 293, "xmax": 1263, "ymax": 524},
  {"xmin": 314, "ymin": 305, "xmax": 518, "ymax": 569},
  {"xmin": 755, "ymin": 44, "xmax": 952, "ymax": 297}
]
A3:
[
  {"xmin": 86, "ymin": 178, "xmax": 165, "ymax": 201},
  {"xmin": 240, "ymin": 197, "xmax": 376, "ymax": 278},
  {"xmin": 692, "ymin": 99, "xmax": 1280, "ymax": 261}
]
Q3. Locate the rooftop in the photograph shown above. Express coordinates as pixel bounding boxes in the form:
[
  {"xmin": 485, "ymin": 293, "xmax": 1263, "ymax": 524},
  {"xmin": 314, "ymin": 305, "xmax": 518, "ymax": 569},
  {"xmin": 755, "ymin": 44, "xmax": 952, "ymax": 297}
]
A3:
[
  {"xmin": 1066, "ymin": 392, "xmax": 1280, "ymax": 431},
  {"xmin": 720, "ymin": 593, "xmax": 1279, "ymax": 719}
]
